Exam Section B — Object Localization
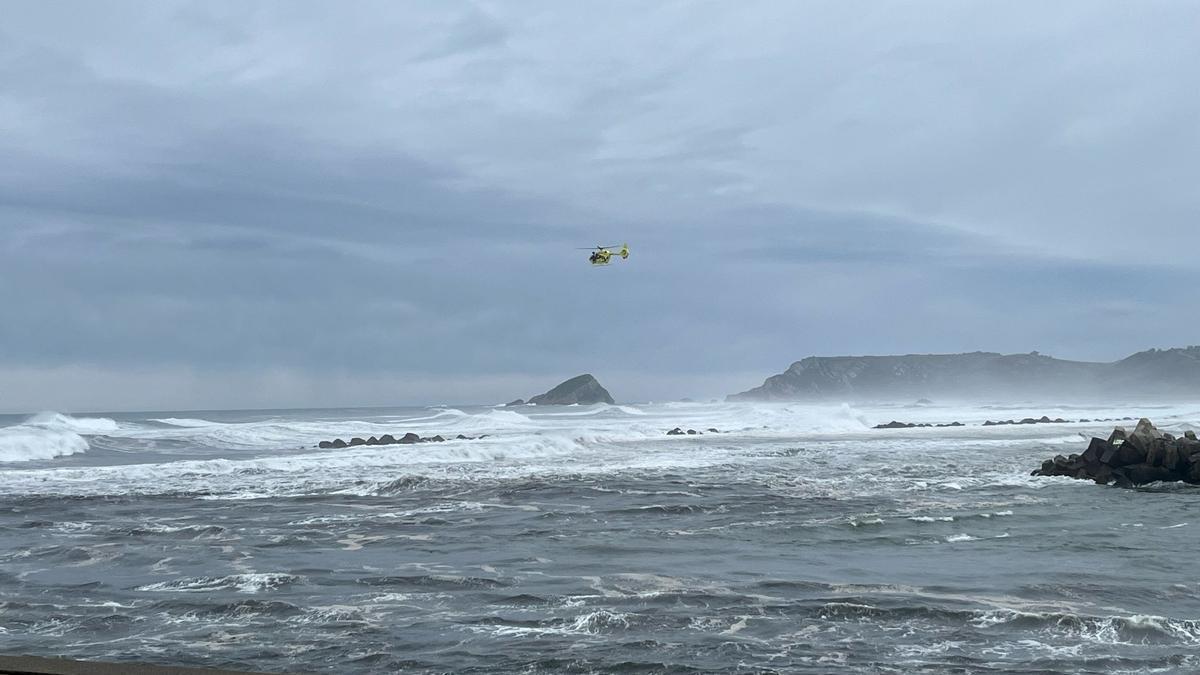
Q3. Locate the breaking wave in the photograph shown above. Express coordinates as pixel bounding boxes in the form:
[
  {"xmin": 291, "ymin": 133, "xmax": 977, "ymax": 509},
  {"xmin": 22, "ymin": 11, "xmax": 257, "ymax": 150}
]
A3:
[
  {"xmin": 0, "ymin": 428, "xmax": 88, "ymax": 462},
  {"xmin": 135, "ymin": 573, "xmax": 301, "ymax": 594},
  {"xmin": 0, "ymin": 412, "xmax": 114, "ymax": 463},
  {"xmin": 23, "ymin": 412, "xmax": 118, "ymax": 435},
  {"xmin": 150, "ymin": 418, "xmax": 223, "ymax": 428}
]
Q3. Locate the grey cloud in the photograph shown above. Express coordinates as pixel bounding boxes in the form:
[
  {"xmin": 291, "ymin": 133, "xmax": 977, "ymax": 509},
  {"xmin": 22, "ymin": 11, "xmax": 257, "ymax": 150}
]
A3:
[
  {"xmin": 1, "ymin": 1, "xmax": 1198, "ymax": 411},
  {"xmin": 410, "ymin": 4, "xmax": 508, "ymax": 63}
]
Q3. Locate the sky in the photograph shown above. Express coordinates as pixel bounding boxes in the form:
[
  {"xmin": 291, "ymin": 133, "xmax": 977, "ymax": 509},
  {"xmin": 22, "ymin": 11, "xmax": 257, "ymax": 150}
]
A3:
[{"xmin": 2, "ymin": 1, "xmax": 1199, "ymax": 412}]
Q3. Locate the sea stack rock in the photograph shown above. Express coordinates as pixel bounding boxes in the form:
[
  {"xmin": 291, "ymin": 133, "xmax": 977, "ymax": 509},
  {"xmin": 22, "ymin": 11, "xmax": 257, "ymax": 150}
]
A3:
[{"xmin": 527, "ymin": 374, "xmax": 615, "ymax": 405}]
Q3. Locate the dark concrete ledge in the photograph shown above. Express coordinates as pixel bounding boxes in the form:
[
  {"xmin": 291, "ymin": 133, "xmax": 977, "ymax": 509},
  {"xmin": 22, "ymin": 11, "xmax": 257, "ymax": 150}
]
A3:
[{"xmin": 0, "ymin": 654, "xmax": 281, "ymax": 675}]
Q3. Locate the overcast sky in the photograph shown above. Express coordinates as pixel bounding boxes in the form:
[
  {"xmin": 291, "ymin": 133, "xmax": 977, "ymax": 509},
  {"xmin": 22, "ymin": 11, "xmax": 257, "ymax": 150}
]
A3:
[{"xmin": 2, "ymin": 1, "xmax": 1199, "ymax": 412}]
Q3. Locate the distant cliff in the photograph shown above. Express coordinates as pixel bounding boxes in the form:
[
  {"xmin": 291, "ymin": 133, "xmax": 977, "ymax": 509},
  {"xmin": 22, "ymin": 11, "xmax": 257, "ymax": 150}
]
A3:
[{"xmin": 728, "ymin": 347, "xmax": 1200, "ymax": 401}]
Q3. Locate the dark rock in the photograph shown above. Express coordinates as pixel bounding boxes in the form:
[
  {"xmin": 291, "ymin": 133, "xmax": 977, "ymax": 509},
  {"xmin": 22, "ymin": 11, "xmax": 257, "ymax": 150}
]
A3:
[
  {"xmin": 707, "ymin": 428, "xmax": 720, "ymax": 433},
  {"xmin": 379, "ymin": 434, "xmax": 397, "ymax": 445},
  {"xmin": 686, "ymin": 429, "xmax": 699, "ymax": 435},
  {"xmin": 1164, "ymin": 443, "xmax": 1181, "ymax": 471},
  {"xmin": 1113, "ymin": 436, "xmax": 1147, "ymax": 467},
  {"xmin": 1186, "ymin": 430, "xmax": 1197, "ymax": 441},
  {"xmin": 349, "ymin": 437, "xmax": 366, "ymax": 447},
  {"xmin": 1081, "ymin": 438, "xmax": 1108, "ymax": 463},
  {"xmin": 365, "ymin": 436, "xmax": 381, "ymax": 445},
  {"xmin": 398, "ymin": 433, "xmax": 421, "ymax": 444},
  {"xmin": 527, "ymin": 374, "xmax": 615, "ymax": 406},
  {"xmin": 331, "ymin": 439, "xmax": 347, "ymax": 449},
  {"xmin": 430, "ymin": 435, "xmax": 446, "ymax": 442},
  {"xmin": 1124, "ymin": 463, "xmax": 1179, "ymax": 485},
  {"xmin": 1079, "ymin": 418, "xmax": 1091, "ymax": 423},
  {"xmin": 1145, "ymin": 440, "xmax": 1167, "ymax": 467},
  {"xmin": 505, "ymin": 399, "xmax": 525, "ymax": 407},
  {"xmin": 874, "ymin": 421, "xmax": 915, "ymax": 429},
  {"xmin": 1053, "ymin": 418, "xmax": 1067, "ymax": 423},
  {"xmin": 1038, "ymin": 416, "xmax": 1052, "ymax": 423},
  {"xmin": 1134, "ymin": 418, "xmax": 1161, "ymax": 439},
  {"xmin": 456, "ymin": 434, "xmax": 469, "ymax": 440},
  {"xmin": 1033, "ymin": 419, "xmax": 1200, "ymax": 487},
  {"xmin": 667, "ymin": 428, "xmax": 685, "ymax": 436},
  {"xmin": 1179, "ymin": 440, "xmax": 1200, "ymax": 462},
  {"xmin": 318, "ymin": 441, "xmax": 334, "ymax": 449}
]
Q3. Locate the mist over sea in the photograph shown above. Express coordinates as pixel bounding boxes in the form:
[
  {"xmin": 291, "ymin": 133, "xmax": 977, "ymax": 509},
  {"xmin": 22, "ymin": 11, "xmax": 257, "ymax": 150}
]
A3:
[{"xmin": 2, "ymin": 401, "xmax": 1199, "ymax": 674}]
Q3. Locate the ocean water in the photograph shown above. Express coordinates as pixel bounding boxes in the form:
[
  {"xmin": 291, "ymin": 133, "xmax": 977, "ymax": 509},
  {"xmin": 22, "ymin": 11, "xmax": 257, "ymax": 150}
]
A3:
[{"xmin": 2, "ymin": 400, "xmax": 1200, "ymax": 674}]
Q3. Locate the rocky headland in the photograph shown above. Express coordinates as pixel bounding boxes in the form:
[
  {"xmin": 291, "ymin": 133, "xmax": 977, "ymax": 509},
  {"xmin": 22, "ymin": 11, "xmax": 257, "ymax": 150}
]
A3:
[{"xmin": 729, "ymin": 347, "xmax": 1200, "ymax": 401}]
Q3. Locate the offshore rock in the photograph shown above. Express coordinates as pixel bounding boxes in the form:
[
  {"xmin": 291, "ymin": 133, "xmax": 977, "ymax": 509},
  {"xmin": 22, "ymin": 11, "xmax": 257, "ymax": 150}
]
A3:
[
  {"xmin": 1032, "ymin": 419, "xmax": 1200, "ymax": 486},
  {"xmin": 872, "ymin": 420, "xmax": 965, "ymax": 429},
  {"xmin": 527, "ymin": 374, "xmax": 615, "ymax": 406},
  {"xmin": 316, "ymin": 432, "xmax": 483, "ymax": 448},
  {"xmin": 983, "ymin": 417, "xmax": 1069, "ymax": 426}
]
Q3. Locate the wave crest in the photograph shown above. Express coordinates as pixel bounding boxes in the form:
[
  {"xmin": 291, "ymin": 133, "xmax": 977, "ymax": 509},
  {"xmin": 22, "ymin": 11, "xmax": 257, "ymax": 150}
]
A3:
[
  {"xmin": 24, "ymin": 412, "xmax": 118, "ymax": 435},
  {"xmin": 0, "ymin": 412, "xmax": 107, "ymax": 462}
]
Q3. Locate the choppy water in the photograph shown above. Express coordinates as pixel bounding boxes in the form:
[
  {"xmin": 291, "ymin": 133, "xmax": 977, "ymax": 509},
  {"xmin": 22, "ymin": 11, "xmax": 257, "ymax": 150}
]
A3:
[{"xmin": 2, "ymin": 401, "xmax": 1200, "ymax": 674}]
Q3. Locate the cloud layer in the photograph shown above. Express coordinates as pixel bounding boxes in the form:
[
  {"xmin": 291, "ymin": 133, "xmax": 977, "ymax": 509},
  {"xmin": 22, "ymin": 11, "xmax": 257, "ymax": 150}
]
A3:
[{"xmin": 2, "ymin": 1, "xmax": 1197, "ymax": 411}]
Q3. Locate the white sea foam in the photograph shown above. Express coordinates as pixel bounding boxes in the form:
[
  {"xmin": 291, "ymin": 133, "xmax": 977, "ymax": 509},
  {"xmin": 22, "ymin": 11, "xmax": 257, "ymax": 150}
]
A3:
[
  {"xmin": 0, "ymin": 428, "xmax": 88, "ymax": 462},
  {"xmin": 134, "ymin": 573, "xmax": 300, "ymax": 594},
  {"xmin": 23, "ymin": 412, "xmax": 118, "ymax": 434},
  {"xmin": 0, "ymin": 412, "xmax": 111, "ymax": 462},
  {"xmin": 151, "ymin": 418, "xmax": 223, "ymax": 428},
  {"xmin": 970, "ymin": 608, "xmax": 1200, "ymax": 645},
  {"xmin": 3, "ymin": 399, "xmax": 1200, "ymax": 497}
]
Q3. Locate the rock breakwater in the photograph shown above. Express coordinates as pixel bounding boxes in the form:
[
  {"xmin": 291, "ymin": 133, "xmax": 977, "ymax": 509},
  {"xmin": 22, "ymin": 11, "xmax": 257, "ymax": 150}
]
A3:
[{"xmin": 1032, "ymin": 418, "xmax": 1200, "ymax": 487}]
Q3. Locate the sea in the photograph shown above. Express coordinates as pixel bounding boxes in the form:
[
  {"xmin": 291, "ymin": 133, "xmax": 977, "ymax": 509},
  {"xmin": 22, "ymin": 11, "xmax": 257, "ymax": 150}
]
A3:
[{"xmin": 1, "ymin": 400, "xmax": 1199, "ymax": 674}]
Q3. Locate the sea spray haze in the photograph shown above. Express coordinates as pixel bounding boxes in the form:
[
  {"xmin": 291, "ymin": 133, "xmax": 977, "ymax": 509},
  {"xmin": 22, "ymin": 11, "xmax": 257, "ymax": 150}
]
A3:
[{"xmin": 3, "ymin": 401, "xmax": 1200, "ymax": 673}]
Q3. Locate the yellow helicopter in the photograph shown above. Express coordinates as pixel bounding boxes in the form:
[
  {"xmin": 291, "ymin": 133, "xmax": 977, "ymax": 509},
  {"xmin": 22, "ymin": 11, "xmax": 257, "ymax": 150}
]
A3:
[{"xmin": 581, "ymin": 243, "xmax": 630, "ymax": 266}]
